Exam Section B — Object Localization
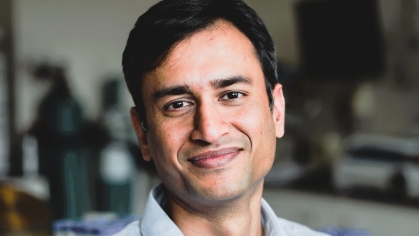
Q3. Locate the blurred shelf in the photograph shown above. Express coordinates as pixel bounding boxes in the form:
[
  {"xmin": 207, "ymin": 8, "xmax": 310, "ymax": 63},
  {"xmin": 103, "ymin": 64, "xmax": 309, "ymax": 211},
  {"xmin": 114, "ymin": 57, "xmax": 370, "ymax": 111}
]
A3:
[
  {"xmin": 263, "ymin": 167, "xmax": 419, "ymax": 236},
  {"xmin": 266, "ymin": 165, "xmax": 419, "ymax": 209}
]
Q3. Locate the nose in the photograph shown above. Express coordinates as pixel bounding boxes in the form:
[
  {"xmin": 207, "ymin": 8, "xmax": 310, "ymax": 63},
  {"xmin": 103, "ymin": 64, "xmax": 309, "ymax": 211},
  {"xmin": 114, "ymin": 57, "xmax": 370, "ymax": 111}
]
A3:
[{"xmin": 190, "ymin": 101, "xmax": 230, "ymax": 144}]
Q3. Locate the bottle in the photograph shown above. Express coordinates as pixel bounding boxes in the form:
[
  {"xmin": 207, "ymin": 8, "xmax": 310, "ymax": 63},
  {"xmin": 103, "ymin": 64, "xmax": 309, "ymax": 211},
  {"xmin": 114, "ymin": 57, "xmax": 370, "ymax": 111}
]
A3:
[
  {"xmin": 19, "ymin": 134, "xmax": 49, "ymax": 200},
  {"xmin": 97, "ymin": 79, "xmax": 136, "ymax": 216},
  {"xmin": 29, "ymin": 64, "xmax": 92, "ymax": 220}
]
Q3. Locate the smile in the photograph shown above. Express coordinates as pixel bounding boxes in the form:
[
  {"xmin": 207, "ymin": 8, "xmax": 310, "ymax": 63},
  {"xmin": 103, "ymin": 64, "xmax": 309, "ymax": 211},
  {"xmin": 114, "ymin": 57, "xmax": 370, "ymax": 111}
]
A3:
[{"xmin": 187, "ymin": 147, "xmax": 242, "ymax": 169}]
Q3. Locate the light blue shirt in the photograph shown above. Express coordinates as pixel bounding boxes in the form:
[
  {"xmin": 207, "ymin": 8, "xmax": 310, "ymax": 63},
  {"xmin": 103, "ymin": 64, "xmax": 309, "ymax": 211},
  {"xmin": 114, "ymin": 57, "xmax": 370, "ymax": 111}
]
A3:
[{"xmin": 114, "ymin": 184, "xmax": 329, "ymax": 236}]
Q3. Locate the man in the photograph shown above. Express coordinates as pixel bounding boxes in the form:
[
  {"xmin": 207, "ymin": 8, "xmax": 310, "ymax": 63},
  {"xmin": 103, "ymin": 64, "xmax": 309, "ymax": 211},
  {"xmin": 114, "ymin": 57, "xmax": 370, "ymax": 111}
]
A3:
[{"xmin": 117, "ymin": 0, "xmax": 329, "ymax": 235}]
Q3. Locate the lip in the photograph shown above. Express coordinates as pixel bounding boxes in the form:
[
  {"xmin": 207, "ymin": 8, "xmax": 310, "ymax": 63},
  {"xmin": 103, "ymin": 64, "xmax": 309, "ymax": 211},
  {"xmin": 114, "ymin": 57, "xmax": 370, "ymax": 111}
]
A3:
[{"xmin": 187, "ymin": 147, "xmax": 242, "ymax": 169}]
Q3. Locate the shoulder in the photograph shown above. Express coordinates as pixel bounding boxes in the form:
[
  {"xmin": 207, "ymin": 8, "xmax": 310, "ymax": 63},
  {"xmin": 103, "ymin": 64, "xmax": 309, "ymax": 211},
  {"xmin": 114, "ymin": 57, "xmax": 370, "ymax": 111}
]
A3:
[
  {"xmin": 275, "ymin": 217, "xmax": 330, "ymax": 236},
  {"xmin": 260, "ymin": 198, "xmax": 329, "ymax": 236},
  {"xmin": 112, "ymin": 220, "xmax": 141, "ymax": 236}
]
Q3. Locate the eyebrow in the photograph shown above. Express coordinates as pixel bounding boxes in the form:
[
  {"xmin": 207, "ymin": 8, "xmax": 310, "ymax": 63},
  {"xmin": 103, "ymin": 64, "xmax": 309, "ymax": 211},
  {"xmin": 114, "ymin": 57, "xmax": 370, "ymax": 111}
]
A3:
[
  {"xmin": 152, "ymin": 76, "xmax": 252, "ymax": 101},
  {"xmin": 153, "ymin": 85, "xmax": 192, "ymax": 101},
  {"xmin": 211, "ymin": 76, "xmax": 252, "ymax": 88}
]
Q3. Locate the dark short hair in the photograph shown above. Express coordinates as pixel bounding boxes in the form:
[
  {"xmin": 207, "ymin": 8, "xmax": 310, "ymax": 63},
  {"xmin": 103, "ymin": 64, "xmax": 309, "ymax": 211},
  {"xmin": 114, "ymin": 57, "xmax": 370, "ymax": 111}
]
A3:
[{"xmin": 123, "ymin": 0, "xmax": 278, "ymax": 129}]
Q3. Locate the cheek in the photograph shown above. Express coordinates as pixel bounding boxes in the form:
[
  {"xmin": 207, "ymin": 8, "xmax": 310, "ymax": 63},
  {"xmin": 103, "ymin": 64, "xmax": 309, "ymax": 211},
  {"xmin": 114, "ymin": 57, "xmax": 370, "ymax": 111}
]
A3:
[
  {"xmin": 147, "ymin": 129, "xmax": 183, "ymax": 184},
  {"xmin": 149, "ymin": 128, "xmax": 178, "ymax": 161},
  {"xmin": 233, "ymin": 101, "xmax": 275, "ymax": 139},
  {"xmin": 147, "ymin": 118, "xmax": 192, "ymax": 165},
  {"xmin": 232, "ymin": 102, "xmax": 276, "ymax": 167}
]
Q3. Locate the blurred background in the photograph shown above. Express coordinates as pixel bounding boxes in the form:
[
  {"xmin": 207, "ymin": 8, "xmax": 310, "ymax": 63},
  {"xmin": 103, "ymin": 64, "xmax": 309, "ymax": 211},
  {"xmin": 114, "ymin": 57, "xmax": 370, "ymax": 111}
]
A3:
[{"xmin": 0, "ymin": 0, "xmax": 419, "ymax": 235}]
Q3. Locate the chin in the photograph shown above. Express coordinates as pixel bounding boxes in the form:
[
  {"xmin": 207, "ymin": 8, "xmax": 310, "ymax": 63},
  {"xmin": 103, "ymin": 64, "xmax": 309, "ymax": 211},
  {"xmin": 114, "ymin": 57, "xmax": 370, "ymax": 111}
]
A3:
[{"xmin": 185, "ymin": 172, "xmax": 258, "ymax": 204}]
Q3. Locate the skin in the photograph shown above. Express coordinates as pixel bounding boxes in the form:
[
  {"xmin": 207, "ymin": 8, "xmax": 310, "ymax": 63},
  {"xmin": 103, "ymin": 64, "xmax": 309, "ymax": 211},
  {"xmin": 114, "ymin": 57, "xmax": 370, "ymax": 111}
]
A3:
[{"xmin": 130, "ymin": 20, "xmax": 285, "ymax": 236}]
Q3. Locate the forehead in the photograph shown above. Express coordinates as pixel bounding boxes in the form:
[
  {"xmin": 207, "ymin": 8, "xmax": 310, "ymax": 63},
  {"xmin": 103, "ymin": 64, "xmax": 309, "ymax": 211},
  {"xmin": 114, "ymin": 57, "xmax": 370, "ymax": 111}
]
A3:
[
  {"xmin": 143, "ymin": 20, "xmax": 263, "ymax": 92},
  {"xmin": 165, "ymin": 21, "xmax": 257, "ymax": 66}
]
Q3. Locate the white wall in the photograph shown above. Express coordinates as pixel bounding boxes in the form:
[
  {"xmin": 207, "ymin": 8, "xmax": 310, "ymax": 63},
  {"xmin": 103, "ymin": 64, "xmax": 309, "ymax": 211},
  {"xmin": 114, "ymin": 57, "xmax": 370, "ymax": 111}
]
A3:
[
  {"xmin": 13, "ymin": 0, "xmax": 160, "ymax": 132},
  {"xmin": 248, "ymin": 0, "xmax": 298, "ymax": 64}
]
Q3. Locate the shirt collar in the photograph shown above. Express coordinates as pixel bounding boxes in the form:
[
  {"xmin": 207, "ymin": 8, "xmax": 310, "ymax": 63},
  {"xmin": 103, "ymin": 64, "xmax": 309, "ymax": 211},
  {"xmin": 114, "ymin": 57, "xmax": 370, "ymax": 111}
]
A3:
[
  {"xmin": 140, "ymin": 183, "xmax": 282, "ymax": 236},
  {"xmin": 261, "ymin": 198, "xmax": 283, "ymax": 235},
  {"xmin": 140, "ymin": 184, "xmax": 184, "ymax": 235}
]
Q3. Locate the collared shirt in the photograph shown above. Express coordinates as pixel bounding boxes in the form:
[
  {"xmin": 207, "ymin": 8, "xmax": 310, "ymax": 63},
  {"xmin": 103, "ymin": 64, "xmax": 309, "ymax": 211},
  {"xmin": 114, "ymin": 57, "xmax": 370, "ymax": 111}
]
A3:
[{"xmin": 113, "ymin": 184, "xmax": 329, "ymax": 236}]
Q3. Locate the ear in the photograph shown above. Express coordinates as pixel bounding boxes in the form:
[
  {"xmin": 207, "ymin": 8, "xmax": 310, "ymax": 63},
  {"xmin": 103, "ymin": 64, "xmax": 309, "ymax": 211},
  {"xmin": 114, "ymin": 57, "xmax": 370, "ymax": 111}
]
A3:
[
  {"xmin": 130, "ymin": 107, "xmax": 152, "ymax": 161},
  {"xmin": 271, "ymin": 83, "xmax": 285, "ymax": 138}
]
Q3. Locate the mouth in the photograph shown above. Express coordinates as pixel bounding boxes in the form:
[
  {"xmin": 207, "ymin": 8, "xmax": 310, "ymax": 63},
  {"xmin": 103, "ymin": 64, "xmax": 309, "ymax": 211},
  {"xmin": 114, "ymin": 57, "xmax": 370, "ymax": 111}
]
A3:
[{"xmin": 187, "ymin": 147, "xmax": 242, "ymax": 169}]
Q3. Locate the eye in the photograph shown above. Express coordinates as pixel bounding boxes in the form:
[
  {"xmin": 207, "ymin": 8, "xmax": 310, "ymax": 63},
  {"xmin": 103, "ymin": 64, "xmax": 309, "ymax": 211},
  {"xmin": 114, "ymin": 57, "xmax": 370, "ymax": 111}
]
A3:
[
  {"xmin": 165, "ymin": 101, "xmax": 192, "ymax": 110},
  {"xmin": 220, "ymin": 91, "xmax": 244, "ymax": 100}
]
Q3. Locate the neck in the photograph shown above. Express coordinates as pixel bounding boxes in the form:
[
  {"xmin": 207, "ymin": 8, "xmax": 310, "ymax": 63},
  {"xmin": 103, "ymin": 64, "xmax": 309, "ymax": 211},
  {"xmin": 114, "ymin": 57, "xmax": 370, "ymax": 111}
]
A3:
[{"xmin": 165, "ymin": 180, "xmax": 265, "ymax": 236}]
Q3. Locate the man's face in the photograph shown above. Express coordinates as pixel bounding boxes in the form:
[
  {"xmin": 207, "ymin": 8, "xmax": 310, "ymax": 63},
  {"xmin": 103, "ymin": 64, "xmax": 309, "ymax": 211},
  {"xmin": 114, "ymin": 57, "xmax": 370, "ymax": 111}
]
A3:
[{"xmin": 131, "ymin": 21, "xmax": 285, "ymax": 205}]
